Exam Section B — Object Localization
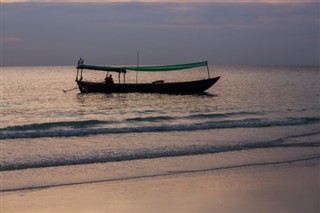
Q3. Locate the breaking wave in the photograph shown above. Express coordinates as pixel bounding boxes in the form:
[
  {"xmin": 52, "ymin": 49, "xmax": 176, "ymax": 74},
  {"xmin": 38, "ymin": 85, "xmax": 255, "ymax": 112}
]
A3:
[
  {"xmin": 1, "ymin": 116, "xmax": 319, "ymax": 140},
  {"xmin": 2, "ymin": 139, "xmax": 320, "ymax": 172},
  {"xmin": 1, "ymin": 131, "xmax": 319, "ymax": 171}
]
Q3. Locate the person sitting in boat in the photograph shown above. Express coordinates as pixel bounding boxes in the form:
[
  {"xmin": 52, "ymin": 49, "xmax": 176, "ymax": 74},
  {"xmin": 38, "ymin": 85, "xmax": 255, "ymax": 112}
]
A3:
[
  {"xmin": 105, "ymin": 74, "xmax": 110, "ymax": 84},
  {"xmin": 105, "ymin": 74, "xmax": 114, "ymax": 84},
  {"xmin": 109, "ymin": 75, "xmax": 114, "ymax": 84}
]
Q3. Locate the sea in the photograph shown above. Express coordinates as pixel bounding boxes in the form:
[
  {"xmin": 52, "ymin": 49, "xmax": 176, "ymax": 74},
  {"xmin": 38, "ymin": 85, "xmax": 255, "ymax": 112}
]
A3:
[{"xmin": 1, "ymin": 64, "xmax": 319, "ymax": 191}]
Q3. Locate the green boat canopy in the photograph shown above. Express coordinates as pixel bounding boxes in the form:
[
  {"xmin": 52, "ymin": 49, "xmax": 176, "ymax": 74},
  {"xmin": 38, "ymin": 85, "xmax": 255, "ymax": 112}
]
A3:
[
  {"xmin": 126, "ymin": 61, "xmax": 208, "ymax": 72},
  {"xmin": 77, "ymin": 61, "xmax": 207, "ymax": 73},
  {"xmin": 77, "ymin": 64, "xmax": 126, "ymax": 73}
]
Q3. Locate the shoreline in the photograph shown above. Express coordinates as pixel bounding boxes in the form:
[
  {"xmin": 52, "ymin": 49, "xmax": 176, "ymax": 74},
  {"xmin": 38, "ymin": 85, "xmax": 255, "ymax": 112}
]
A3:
[
  {"xmin": 1, "ymin": 155, "xmax": 319, "ymax": 193},
  {"xmin": 1, "ymin": 160, "xmax": 319, "ymax": 212}
]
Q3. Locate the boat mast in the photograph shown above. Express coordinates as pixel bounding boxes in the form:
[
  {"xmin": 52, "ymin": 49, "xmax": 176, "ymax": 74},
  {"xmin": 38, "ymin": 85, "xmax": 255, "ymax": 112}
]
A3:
[
  {"xmin": 136, "ymin": 50, "xmax": 139, "ymax": 84},
  {"xmin": 206, "ymin": 61, "xmax": 211, "ymax": 79}
]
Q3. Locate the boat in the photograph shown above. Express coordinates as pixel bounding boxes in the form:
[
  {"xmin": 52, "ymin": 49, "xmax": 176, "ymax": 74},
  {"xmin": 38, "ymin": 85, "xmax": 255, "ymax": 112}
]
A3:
[{"xmin": 75, "ymin": 59, "xmax": 220, "ymax": 94}]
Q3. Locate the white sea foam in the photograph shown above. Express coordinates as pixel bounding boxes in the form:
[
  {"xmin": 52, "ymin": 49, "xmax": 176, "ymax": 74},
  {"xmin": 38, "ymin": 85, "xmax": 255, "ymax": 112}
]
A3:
[{"xmin": 1, "ymin": 117, "xmax": 319, "ymax": 139}]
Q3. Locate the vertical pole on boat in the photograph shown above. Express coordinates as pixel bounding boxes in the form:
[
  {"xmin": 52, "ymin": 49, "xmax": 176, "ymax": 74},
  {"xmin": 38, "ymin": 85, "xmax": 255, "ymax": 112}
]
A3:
[
  {"xmin": 206, "ymin": 61, "xmax": 211, "ymax": 79},
  {"xmin": 79, "ymin": 58, "xmax": 83, "ymax": 81},
  {"xmin": 136, "ymin": 50, "xmax": 139, "ymax": 84},
  {"xmin": 76, "ymin": 58, "xmax": 80, "ymax": 81},
  {"xmin": 76, "ymin": 68, "xmax": 79, "ymax": 81}
]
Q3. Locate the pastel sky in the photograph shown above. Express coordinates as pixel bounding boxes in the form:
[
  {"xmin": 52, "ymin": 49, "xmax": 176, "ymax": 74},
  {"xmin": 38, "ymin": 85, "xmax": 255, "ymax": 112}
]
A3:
[{"xmin": 1, "ymin": 1, "xmax": 319, "ymax": 66}]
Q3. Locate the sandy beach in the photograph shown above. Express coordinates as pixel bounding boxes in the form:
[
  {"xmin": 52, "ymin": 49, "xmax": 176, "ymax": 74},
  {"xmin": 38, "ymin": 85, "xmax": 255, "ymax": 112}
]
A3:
[{"xmin": 1, "ymin": 160, "xmax": 319, "ymax": 213}]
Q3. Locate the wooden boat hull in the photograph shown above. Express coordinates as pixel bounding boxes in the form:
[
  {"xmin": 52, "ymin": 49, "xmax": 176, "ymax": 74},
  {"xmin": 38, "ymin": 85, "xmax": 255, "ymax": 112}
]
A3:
[{"xmin": 77, "ymin": 77, "xmax": 220, "ymax": 94}]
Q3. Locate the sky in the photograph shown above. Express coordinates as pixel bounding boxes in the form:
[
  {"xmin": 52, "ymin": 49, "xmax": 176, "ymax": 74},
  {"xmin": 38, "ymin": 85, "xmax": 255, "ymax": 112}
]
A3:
[{"xmin": 1, "ymin": 1, "xmax": 319, "ymax": 66}]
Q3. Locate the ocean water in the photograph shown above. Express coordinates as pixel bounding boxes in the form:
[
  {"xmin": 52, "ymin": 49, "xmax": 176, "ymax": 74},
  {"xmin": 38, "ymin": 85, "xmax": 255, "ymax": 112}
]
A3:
[{"xmin": 1, "ymin": 64, "xmax": 319, "ymax": 191}]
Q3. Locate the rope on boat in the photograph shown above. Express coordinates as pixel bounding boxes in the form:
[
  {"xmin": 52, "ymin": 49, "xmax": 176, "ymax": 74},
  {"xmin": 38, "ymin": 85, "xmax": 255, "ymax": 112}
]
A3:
[{"xmin": 63, "ymin": 86, "xmax": 78, "ymax": 93}]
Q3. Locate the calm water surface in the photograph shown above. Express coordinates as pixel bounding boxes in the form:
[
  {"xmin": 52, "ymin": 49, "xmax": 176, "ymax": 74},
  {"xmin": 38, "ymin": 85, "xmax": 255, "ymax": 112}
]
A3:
[{"xmin": 1, "ymin": 64, "xmax": 319, "ymax": 191}]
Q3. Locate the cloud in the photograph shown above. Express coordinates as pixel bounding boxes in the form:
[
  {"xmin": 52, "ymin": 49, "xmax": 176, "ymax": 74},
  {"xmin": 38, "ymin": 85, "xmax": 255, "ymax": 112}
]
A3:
[
  {"xmin": 0, "ymin": 37, "xmax": 23, "ymax": 43},
  {"xmin": 1, "ymin": 2, "xmax": 319, "ymax": 66}
]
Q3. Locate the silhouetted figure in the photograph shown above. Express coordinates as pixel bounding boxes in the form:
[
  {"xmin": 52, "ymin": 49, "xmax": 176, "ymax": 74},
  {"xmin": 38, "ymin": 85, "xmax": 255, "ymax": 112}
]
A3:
[
  {"xmin": 105, "ymin": 74, "xmax": 114, "ymax": 84},
  {"xmin": 105, "ymin": 74, "xmax": 109, "ymax": 83},
  {"xmin": 109, "ymin": 75, "xmax": 114, "ymax": 84},
  {"xmin": 78, "ymin": 58, "xmax": 84, "ymax": 66}
]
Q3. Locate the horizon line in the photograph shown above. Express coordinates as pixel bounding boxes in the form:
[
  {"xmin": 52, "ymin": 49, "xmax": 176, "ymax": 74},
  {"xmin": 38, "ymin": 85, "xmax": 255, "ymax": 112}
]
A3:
[
  {"xmin": 2, "ymin": 63, "xmax": 320, "ymax": 68},
  {"xmin": 1, "ymin": 0, "xmax": 319, "ymax": 4}
]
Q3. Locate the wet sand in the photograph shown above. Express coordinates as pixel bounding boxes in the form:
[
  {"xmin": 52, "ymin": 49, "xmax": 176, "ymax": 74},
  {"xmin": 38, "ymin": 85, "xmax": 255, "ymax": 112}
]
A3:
[{"xmin": 1, "ymin": 161, "xmax": 319, "ymax": 213}]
